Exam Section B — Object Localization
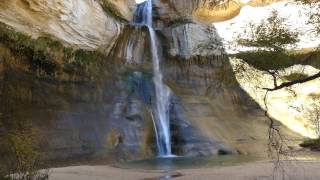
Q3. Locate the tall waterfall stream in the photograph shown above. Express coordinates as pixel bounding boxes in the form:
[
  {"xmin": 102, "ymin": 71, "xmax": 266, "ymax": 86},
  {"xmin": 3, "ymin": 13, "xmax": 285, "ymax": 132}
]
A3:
[{"xmin": 134, "ymin": 0, "xmax": 172, "ymax": 156}]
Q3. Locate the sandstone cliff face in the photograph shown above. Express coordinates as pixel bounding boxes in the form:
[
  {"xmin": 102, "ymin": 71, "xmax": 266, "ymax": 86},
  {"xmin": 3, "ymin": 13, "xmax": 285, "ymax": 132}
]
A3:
[
  {"xmin": 0, "ymin": 41, "xmax": 157, "ymax": 162},
  {"xmin": 154, "ymin": 0, "xmax": 280, "ymax": 23},
  {"xmin": 231, "ymin": 58, "xmax": 320, "ymax": 139},
  {"xmin": 153, "ymin": 0, "xmax": 242, "ymax": 23},
  {"xmin": 0, "ymin": 0, "xmax": 134, "ymax": 51},
  {"xmin": 162, "ymin": 23, "xmax": 224, "ymax": 59},
  {"xmin": 0, "ymin": 0, "xmax": 309, "ymax": 166},
  {"xmin": 98, "ymin": 0, "xmax": 136, "ymax": 21},
  {"xmin": 163, "ymin": 56, "xmax": 302, "ymax": 156}
]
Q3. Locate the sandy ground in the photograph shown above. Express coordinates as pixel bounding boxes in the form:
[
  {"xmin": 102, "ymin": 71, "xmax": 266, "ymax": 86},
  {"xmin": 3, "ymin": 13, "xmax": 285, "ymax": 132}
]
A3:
[{"xmin": 49, "ymin": 161, "xmax": 320, "ymax": 180}]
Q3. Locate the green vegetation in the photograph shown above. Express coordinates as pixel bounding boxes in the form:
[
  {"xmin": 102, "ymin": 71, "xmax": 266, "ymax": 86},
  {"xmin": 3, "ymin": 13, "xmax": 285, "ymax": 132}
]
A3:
[
  {"xmin": 233, "ymin": 1, "xmax": 320, "ymax": 70},
  {"xmin": 300, "ymin": 138, "xmax": 320, "ymax": 151},
  {"xmin": 283, "ymin": 73, "xmax": 309, "ymax": 81},
  {"xmin": 236, "ymin": 10, "xmax": 299, "ymax": 52},
  {"xmin": 299, "ymin": 0, "xmax": 320, "ymax": 35},
  {"xmin": 234, "ymin": 50, "xmax": 320, "ymax": 71},
  {"xmin": 234, "ymin": 51, "xmax": 296, "ymax": 70},
  {"xmin": 98, "ymin": 0, "xmax": 128, "ymax": 22},
  {"xmin": 74, "ymin": 49, "xmax": 104, "ymax": 65},
  {"xmin": 63, "ymin": 47, "xmax": 74, "ymax": 60},
  {"xmin": 0, "ymin": 22, "xmax": 62, "ymax": 76},
  {"xmin": 0, "ymin": 125, "xmax": 49, "ymax": 180},
  {"xmin": 309, "ymin": 6, "xmax": 320, "ymax": 35},
  {"xmin": 0, "ymin": 22, "xmax": 107, "ymax": 79}
]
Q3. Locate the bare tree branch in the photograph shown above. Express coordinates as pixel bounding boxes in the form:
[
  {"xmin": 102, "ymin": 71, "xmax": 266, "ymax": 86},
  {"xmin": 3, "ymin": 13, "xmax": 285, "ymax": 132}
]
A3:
[{"xmin": 263, "ymin": 71, "xmax": 320, "ymax": 91}]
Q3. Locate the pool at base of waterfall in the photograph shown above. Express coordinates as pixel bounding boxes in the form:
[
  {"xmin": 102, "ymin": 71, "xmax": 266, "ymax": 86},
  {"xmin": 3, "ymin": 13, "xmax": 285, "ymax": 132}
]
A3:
[{"xmin": 115, "ymin": 155, "xmax": 261, "ymax": 170}]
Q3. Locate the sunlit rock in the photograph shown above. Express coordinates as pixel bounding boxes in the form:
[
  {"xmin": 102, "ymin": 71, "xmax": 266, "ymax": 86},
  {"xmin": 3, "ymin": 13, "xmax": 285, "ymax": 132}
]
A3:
[
  {"xmin": 193, "ymin": 1, "xmax": 243, "ymax": 23},
  {"xmin": 230, "ymin": 58, "xmax": 320, "ymax": 138},
  {"xmin": 98, "ymin": 0, "xmax": 136, "ymax": 21},
  {"xmin": 154, "ymin": 0, "xmax": 282, "ymax": 23},
  {"xmin": 0, "ymin": 0, "xmax": 127, "ymax": 51},
  {"xmin": 162, "ymin": 23, "xmax": 224, "ymax": 59}
]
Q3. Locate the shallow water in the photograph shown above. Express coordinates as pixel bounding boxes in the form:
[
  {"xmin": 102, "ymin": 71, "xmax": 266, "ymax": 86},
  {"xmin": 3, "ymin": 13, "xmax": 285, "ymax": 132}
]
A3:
[{"xmin": 116, "ymin": 155, "xmax": 260, "ymax": 170}]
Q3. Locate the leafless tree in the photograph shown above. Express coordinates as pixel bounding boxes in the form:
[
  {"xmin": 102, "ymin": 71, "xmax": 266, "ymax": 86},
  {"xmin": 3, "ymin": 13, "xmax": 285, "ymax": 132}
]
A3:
[{"xmin": 306, "ymin": 94, "xmax": 320, "ymax": 138}]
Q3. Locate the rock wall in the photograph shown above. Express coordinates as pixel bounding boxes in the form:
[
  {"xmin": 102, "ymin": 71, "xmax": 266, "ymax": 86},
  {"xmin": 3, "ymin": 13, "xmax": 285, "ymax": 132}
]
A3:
[
  {"xmin": 98, "ymin": 0, "xmax": 136, "ymax": 21},
  {"xmin": 0, "ymin": 42, "xmax": 157, "ymax": 163},
  {"xmin": 0, "ymin": 19, "xmax": 234, "ymax": 164},
  {"xmin": 154, "ymin": 0, "xmax": 281, "ymax": 23},
  {"xmin": 0, "ymin": 0, "xmax": 306, "ymax": 167},
  {"xmin": 163, "ymin": 56, "xmax": 302, "ymax": 156},
  {"xmin": 162, "ymin": 23, "xmax": 224, "ymax": 59},
  {"xmin": 230, "ymin": 58, "xmax": 320, "ymax": 139},
  {"xmin": 108, "ymin": 25, "xmax": 152, "ymax": 66},
  {"xmin": 0, "ymin": 0, "xmax": 134, "ymax": 51}
]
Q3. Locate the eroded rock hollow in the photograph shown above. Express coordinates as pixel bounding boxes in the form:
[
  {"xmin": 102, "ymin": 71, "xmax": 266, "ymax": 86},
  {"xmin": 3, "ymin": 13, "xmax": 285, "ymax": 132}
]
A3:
[{"xmin": 0, "ymin": 0, "xmax": 302, "ymax": 165}]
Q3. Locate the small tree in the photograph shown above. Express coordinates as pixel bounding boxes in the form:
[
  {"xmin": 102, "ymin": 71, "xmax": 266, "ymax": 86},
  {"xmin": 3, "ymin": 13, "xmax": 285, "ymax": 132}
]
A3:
[
  {"xmin": 236, "ymin": 10, "xmax": 300, "ymax": 52},
  {"xmin": 308, "ymin": 4, "xmax": 320, "ymax": 36},
  {"xmin": 1, "ymin": 127, "xmax": 49, "ymax": 180},
  {"xmin": 295, "ymin": 0, "xmax": 320, "ymax": 37},
  {"xmin": 307, "ymin": 93, "xmax": 320, "ymax": 138},
  {"xmin": 300, "ymin": 93, "xmax": 320, "ymax": 150}
]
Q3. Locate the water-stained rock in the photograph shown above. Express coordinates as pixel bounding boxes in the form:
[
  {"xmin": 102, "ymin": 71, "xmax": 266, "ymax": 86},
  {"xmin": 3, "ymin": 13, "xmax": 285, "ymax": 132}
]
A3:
[
  {"xmin": 162, "ymin": 23, "xmax": 224, "ymax": 59},
  {"xmin": 170, "ymin": 95, "xmax": 237, "ymax": 156},
  {"xmin": 163, "ymin": 56, "xmax": 302, "ymax": 156},
  {"xmin": 109, "ymin": 25, "xmax": 152, "ymax": 66},
  {"xmin": 0, "ymin": 0, "xmax": 302, "ymax": 166}
]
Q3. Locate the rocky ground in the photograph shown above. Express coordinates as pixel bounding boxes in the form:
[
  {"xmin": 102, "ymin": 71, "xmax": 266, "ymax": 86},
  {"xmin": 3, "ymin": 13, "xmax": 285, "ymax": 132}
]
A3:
[{"xmin": 49, "ymin": 160, "xmax": 320, "ymax": 180}]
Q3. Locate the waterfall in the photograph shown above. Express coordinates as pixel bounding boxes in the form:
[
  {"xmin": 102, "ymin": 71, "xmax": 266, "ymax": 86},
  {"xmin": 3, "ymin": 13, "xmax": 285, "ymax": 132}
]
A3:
[{"xmin": 134, "ymin": 0, "xmax": 172, "ymax": 156}]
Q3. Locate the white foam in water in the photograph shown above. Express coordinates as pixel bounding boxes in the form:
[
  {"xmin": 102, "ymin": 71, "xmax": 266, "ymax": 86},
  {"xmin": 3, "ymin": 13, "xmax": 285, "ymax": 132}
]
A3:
[{"xmin": 158, "ymin": 154, "xmax": 178, "ymax": 159}]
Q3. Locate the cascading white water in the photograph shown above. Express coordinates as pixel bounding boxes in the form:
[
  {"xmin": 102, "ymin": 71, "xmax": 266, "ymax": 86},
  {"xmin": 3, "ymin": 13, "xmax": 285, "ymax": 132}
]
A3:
[
  {"xmin": 134, "ymin": 0, "xmax": 172, "ymax": 156},
  {"xmin": 149, "ymin": 27, "xmax": 172, "ymax": 156}
]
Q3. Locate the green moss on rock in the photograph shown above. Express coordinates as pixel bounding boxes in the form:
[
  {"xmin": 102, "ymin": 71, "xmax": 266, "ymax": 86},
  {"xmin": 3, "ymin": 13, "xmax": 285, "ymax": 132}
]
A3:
[
  {"xmin": 74, "ymin": 49, "xmax": 104, "ymax": 65},
  {"xmin": 234, "ymin": 51, "xmax": 295, "ymax": 71},
  {"xmin": 0, "ymin": 23, "xmax": 63, "ymax": 76},
  {"xmin": 283, "ymin": 73, "xmax": 309, "ymax": 81},
  {"xmin": 234, "ymin": 50, "xmax": 320, "ymax": 71},
  {"xmin": 0, "ymin": 22, "xmax": 107, "ymax": 79},
  {"xmin": 300, "ymin": 138, "xmax": 320, "ymax": 151}
]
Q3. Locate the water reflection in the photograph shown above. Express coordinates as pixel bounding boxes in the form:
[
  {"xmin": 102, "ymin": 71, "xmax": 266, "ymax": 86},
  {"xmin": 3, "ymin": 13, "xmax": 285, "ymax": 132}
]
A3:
[
  {"xmin": 117, "ymin": 155, "xmax": 259, "ymax": 170},
  {"xmin": 143, "ymin": 172, "xmax": 183, "ymax": 180}
]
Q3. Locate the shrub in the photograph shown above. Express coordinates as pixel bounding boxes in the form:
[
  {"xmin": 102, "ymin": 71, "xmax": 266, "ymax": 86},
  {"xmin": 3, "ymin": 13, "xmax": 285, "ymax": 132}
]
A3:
[
  {"xmin": 234, "ymin": 51, "xmax": 295, "ymax": 70},
  {"xmin": 0, "ymin": 22, "xmax": 107, "ymax": 79},
  {"xmin": 74, "ymin": 49, "xmax": 104, "ymax": 65},
  {"xmin": 236, "ymin": 10, "xmax": 299, "ymax": 52},
  {"xmin": 233, "ymin": 48, "xmax": 320, "ymax": 71},
  {"xmin": 1, "ymin": 128, "xmax": 49, "ymax": 180},
  {"xmin": 300, "ymin": 138, "xmax": 320, "ymax": 151}
]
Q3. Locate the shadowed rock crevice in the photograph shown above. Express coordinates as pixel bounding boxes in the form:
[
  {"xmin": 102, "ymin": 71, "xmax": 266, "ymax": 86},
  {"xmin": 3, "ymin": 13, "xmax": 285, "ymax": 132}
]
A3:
[{"xmin": 169, "ymin": 95, "xmax": 237, "ymax": 156}]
